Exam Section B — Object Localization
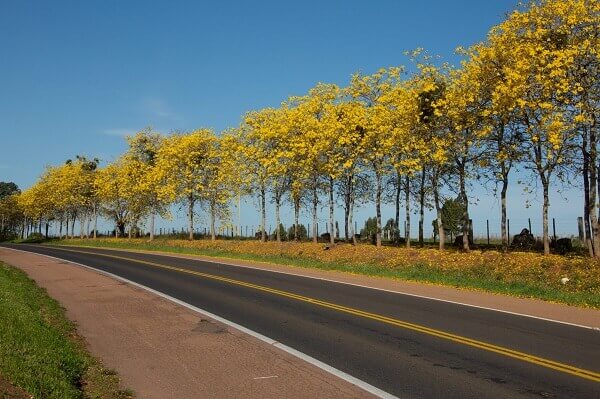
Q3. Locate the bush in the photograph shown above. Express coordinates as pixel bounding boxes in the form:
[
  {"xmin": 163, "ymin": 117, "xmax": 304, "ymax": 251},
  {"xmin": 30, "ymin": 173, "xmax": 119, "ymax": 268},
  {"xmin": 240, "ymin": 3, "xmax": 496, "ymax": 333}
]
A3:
[
  {"xmin": 552, "ymin": 238, "xmax": 573, "ymax": 255},
  {"xmin": 0, "ymin": 232, "xmax": 18, "ymax": 242},
  {"xmin": 20, "ymin": 232, "xmax": 45, "ymax": 243},
  {"xmin": 511, "ymin": 228, "xmax": 536, "ymax": 250}
]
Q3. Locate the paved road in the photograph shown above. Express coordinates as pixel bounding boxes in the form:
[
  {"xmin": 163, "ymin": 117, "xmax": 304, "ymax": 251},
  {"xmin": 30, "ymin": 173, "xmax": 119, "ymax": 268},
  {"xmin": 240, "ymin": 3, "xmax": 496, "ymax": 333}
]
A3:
[{"xmin": 4, "ymin": 243, "xmax": 599, "ymax": 398}]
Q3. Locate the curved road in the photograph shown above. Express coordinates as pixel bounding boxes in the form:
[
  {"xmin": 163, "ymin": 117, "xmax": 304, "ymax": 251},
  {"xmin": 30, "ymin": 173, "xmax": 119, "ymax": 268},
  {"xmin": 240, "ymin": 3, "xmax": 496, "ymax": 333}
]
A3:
[{"xmin": 3, "ymin": 243, "xmax": 599, "ymax": 398}]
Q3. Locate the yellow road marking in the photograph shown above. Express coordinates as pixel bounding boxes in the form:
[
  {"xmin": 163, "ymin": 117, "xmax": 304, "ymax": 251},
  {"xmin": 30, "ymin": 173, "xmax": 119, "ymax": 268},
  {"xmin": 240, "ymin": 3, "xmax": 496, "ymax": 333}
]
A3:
[{"xmin": 54, "ymin": 246, "xmax": 600, "ymax": 383}]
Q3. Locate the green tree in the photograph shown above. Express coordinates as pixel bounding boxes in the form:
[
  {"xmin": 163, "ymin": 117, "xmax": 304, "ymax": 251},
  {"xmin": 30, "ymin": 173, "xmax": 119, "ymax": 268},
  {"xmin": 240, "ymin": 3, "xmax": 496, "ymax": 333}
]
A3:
[
  {"xmin": 287, "ymin": 224, "xmax": 307, "ymax": 240},
  {"xmin": 440, "ymin": 197, "xmax": 466, "ymax": 241},
  {"xmin": 0, "ymin": 182, "xmax": 19, "ymax": 199},
  {"xmin": 360, "ymin": 217, "xmax": 378, "ymax": 243},
  {"xmin": 272, "ymin": 223, "xmax": 288, "ymax": 241}
]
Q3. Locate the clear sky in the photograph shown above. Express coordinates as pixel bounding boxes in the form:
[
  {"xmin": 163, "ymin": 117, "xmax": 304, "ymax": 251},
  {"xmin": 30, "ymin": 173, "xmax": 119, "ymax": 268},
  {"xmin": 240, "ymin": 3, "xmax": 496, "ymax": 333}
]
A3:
[{"xmin": 0, "ymin": 0, "xmax": 584, "ymax": 237}]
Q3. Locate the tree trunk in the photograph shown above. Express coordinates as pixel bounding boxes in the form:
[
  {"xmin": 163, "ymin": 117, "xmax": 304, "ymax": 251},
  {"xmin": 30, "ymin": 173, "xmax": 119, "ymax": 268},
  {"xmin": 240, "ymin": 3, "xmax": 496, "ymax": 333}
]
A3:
[
  {"xmin": 211, "ymin": 204, "xmax": 216, "ymax": 241},
  {"xmin": 260, "ymin": 185, "xmax": 267, "ymax": 242},
  {"xmin": 419, "ymin": 167, "xmax": 425, "ymax": 247},
  {"xmin": 294, "ymin": 197, "xmax": 300, "ymax": 241},
  {"xmin": 188, "ymin": 194, "xmax": 195, "ymax": 241},
  {"xmin": 498, "ymin": 124, "xmax": 510, "ymax": 252},
  {"xmin": 375, "ymin": 170, "xmax": 382, "ymax": 248},
  {"xmin": 432, "ymin": 171, "xmax": 445, "ymax": 250},
  {"xmin": 45, "ymin": 222, "xmax": 49, "ymax": 239},
  {"xmin": 275, "ymin": 195, "xmax": 281, "ymax": 242},
  {"xmin": 344, "ymin": 174, "xmax": 354, "ymax": 243},
  {"xmin": 329, "ymin": 177, "xmax": 335, "ymax": 245},
  {"xmin": 395, "ymin": 170, "xmax": 401, "ymax": 244},
  {"xmin": 500, "ymin": 173, "xmax": 509, "ymax": 251},
  {"xmin": 542, "ymin": 178, "xmax": 550, "ymax": 255},
  {"xmin": 93, "ymin": 205, "xmax": 97, "ymax": 239},
  {"xmin": 349, "ymin": 188, "xmax": 356, "ymax": 245},
  {"xmin": 405, "ymin": 175, "xmax": 411, "ymax": 248},
  {"xmin": 80, "ymin": 214, "xmax": 85, "ymax": 239},
  {"xmin": 59, "ymin": 219, "xmax": 63, "ymax": 240},
  {"xmin": 117, "ymin": 221, "xmax": 124, "ymax": 237},
  {"xmin": 583, "ymin": 133, "xmax": 593, "ymax": 255},
  {"xmin": 344, "ymin": 202, "xmax": 350, "ymax": 242},
  {"xmin": 70, "ymin": 217, "xmax": 76, "ymax": 239},
  {"xmin": 589, "ymin": 126, "xmax": 600, "ymax": 257},
  {"xmin": 149, "ymin": 213, "xmax": 155, "ymax": 241},
  {"xmin": 312, "ymin": 184, "xmax": 318, "ymax": 243},
  {"xmin": 459, "ymin": 161, "xmax": 470, "ymax": 251}
]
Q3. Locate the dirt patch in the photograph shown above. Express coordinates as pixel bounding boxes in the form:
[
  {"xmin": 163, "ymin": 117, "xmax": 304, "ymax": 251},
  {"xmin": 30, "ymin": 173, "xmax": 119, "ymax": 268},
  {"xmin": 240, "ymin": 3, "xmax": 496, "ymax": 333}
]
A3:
[{"xmin": 0, "ymin": 374, "xmax": 31, "ymax": 399}]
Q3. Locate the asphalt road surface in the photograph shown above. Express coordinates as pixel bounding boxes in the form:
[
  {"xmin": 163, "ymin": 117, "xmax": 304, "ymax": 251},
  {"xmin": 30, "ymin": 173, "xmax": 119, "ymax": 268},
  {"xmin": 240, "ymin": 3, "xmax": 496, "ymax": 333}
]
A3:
[{"xmin": 4, "ymin": 243, "xmax": 599, "ymax": 399}]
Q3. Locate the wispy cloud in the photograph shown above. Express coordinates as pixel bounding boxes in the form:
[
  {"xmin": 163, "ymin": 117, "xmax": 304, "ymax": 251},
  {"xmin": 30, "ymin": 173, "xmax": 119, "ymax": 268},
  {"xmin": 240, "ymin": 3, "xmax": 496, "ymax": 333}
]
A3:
[
  {"xmin": 141, "ymin": 97, "xmax": 184, "ymax": 123},
  {"xmin": 101, "ymin": 128, "xmax": 136, "ymax": 137}
]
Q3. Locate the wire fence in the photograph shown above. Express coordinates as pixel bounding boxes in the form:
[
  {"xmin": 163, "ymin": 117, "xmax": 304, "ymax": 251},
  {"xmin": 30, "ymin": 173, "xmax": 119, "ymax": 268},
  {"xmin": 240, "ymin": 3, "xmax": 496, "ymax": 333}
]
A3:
[{"xmin": 101, "ymin": 216, "xmax": 585, "ymax": 246}]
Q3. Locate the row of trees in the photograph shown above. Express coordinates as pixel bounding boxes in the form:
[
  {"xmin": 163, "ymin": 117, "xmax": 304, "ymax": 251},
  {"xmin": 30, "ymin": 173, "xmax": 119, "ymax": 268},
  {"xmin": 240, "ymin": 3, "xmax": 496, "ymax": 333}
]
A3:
[{"xmin": 6, "ymin": 0, "xmax": 599, "ymax": 256}]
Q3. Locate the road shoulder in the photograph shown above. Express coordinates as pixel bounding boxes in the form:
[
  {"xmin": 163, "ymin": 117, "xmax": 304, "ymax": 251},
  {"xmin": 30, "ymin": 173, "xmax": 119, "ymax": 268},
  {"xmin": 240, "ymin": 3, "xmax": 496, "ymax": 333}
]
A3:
[{"xmin": 0, "ymin": 248, "xmax": 373, "ymax": 399}]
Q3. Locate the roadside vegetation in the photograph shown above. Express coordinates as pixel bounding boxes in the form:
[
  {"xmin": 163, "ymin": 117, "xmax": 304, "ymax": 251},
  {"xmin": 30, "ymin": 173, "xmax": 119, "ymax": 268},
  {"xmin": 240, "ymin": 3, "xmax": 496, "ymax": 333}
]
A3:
[
  {"xmin": 1, "ymin": 1, "xmax": 598, "ymax": 307},
  {"xmin": 50, "ymin": 238, "xmax": 600, "ymax": 309},
  {"xmin": 0, "ymin": 262, "xmax": 133, "ymax": 398}
]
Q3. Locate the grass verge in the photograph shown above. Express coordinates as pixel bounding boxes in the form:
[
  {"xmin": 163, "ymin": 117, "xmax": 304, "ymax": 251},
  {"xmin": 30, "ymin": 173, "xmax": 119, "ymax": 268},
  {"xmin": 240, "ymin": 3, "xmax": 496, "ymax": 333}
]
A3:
[
  {"xmin": 0, "ymin": 261, "xmax": 133, "ymax": 399},
  {"xmin": 45, "ymin": 238, "xmax": 600, "ymax": 309}
]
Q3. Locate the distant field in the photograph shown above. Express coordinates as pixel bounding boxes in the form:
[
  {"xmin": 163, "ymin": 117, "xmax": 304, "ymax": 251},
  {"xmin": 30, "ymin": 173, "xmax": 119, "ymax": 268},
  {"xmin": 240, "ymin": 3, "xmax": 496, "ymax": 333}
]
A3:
[{"xmin": 48, "ymin": 238, "xmax": 600, "ymax": 309}]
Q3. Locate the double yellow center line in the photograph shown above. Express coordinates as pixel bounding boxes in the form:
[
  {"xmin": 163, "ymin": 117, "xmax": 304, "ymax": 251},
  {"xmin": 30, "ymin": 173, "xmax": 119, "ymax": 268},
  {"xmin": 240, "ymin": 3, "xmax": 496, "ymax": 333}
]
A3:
[{"xmin": 57, "ymin": 246, "xmax": 600, "ymax": 383}]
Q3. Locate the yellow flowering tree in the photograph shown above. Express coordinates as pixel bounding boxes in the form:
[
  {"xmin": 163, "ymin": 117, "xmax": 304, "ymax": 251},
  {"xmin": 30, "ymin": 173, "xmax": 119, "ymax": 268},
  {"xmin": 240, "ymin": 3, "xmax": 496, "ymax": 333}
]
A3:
[
  {"xmin": 200, "ymin": 133, "xmax": 237, "ymax": 240},
  {"xmin": 288, "ymin": 83, "xmax": 340, "ymax": 243},
  {"xmin": 494, "ymin": 0, "xmax": 583, "ymax": 254},
  {"xmin": 154, "ymin": 129, "xmax": 218, "ymax": 240},
  {"xmin": 238, "ymin": 108, "xmax": 288, "ymax": 241},
  {"xmin": 95, "ymin": 160, "xmax": 131, "ymax": 237},
  {"xmin": 325, "ymin": 99, "xmax": 367, "ymax": 244},
  {"xmin": 124, "ymin": 128, "xmax": 167, "ymax": 240},
  {"xmin": 349, "ymin": 67, "xmax": 403, "ymax": 247}
]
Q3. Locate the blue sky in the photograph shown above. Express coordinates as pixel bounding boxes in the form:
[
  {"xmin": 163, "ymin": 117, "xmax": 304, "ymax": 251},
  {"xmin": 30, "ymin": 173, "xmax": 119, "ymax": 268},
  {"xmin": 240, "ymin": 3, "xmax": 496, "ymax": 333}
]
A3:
[{"xmin": 0, "ymin": 0, "xmax": 584, "ymax": 237}]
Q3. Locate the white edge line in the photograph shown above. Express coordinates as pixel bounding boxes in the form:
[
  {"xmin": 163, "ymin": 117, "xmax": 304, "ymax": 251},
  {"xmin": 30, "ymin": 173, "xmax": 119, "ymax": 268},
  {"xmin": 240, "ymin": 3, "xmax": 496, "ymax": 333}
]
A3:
[
  {"xmin": 2, "ymin": 247, "xmax": 399, "ymax": 399},
  {"xmin": 53, "ymin": 244, "xmax": 599, "ymax": 331}
]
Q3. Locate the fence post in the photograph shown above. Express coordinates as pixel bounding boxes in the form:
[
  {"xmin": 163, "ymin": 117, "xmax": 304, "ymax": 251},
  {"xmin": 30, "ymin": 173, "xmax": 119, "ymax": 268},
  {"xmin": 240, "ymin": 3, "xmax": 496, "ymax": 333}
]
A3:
[{"xmin": 486, "ymin": 219, "xmax": 490, "ymax": 245}]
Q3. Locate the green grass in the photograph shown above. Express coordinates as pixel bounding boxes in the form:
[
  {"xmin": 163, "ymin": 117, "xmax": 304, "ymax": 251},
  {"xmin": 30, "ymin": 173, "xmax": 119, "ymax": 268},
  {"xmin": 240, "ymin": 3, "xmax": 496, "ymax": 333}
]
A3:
[
  {"xmin": 0, "ymin": 262, "xmax": 133, "ymax": 398},
  {"xmin": 47, "ymin": 239, "xmax": 600, "ymax": 308}
]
